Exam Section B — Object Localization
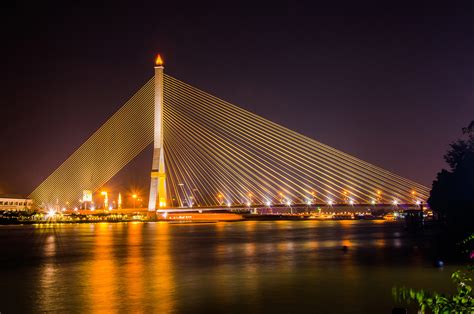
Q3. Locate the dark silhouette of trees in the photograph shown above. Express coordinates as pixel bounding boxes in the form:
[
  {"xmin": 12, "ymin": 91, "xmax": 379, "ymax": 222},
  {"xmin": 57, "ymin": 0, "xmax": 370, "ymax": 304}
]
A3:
[{"xmin": 428, "ymin": 121, "xmax": 474, "ymax": 234}]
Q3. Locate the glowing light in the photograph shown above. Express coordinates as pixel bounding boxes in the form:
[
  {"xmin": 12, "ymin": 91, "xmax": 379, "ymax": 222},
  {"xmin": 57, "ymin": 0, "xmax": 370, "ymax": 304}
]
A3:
[
  {"xmin": 47, "ymin": 209, "xmax": 56, "ymax": 217},
  {"xmin": 91, "ymin": 206, "xmax": 95, "ymax": 211},
  {"xmin": 371, "ymin": 199, "xmax": 376, "ymax": 205},
  {"xmin": 246, "ymin": 202, "xmax": 251, "ymax": 207},
  {"xmin": 327, "ymin": 199, "xmax": 333, "ymax": 206},
  {"xmin": 73, "ymin": 207, "xmax": 78, "ymax": 211},
  {"xmin": 306, "ymin": 200, "xmax": 312, "ymax": 205},
  {"xmin": 155, "ymin": 54, "xmax": 164, "ymax": 66},
  {"xmin": 286, "ymin": 200, "xmax": 292, "ymax": 206},
  {"xmin": 393, "ymin": 200, "xmax": 398, "ymax": 206},
  {"xmin": 266, "ymin": 201, "xmax": 272, "ymax": 207},
  {"xmin": 162, "ymin": 211, "xmax": 168, "ymax": 218},
  {"xmin": 349, "ymin": 199, "xmax": 354, "ymax": 205},
  {"xmin": 416, "ymin": 200, "xmax": 421, "ymax": 205},
  {"xmin": 227, "ymin": 202, "xmax": 231, "ymax": 207}
]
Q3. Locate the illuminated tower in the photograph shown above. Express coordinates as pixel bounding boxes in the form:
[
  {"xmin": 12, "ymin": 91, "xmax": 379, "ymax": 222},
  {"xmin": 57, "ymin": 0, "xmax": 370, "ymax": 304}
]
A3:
[{"xmin": 148, "ymin": 54, "xmax": 167, "ymax": 211}]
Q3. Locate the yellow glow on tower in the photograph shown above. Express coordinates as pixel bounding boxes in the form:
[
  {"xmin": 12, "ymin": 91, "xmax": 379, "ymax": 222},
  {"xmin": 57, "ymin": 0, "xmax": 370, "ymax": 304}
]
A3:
[{"xmin": 155, "ymin": 54, "xmax": 164, "ymax": 66}]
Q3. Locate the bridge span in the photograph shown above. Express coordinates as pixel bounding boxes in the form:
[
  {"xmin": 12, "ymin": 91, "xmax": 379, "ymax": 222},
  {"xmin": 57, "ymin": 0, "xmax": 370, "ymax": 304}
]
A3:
[{"xmin": 157, "ymin": 203, "xmax": 424, "ymax": 213}]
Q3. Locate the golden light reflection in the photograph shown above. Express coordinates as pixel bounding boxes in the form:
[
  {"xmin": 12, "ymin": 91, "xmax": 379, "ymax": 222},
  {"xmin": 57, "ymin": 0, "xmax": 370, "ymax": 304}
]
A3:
[
  {"xmin": 245, "ymin": 220, "xmax": 257, "ymax": 232},
  {"xmin": 374, "ymin": 238, "xmax": 386, "ymax": 248},
  {"xmin": 277, "ymin": 241, "xmax": 294, "ymax": 253},
  {"xmin": 38, "ymin": 234, "xmax": 58, "ymax": 311},
  {"xmin": 305, "ymin": 240, "xmax": 319, "ymax": 250},
  {"xmin": 339, "ymin": 220, "xmax": 353, "ymax": 228},
  {"xmin": 244, "ymin": 242, "xmax": 256, "ymax": 257},
  {"xmin": 88, "ymin": 223, "xmax": 118, "ymax": 313},
  {"xmin": 242, "ymin": 243, "xmax": 258, "ymax": 304},
  {"xmin": 150, "ymin": 223, "xmax": 175, "ymax": 313},
  {"xmin": 341, "ymin": 239, "xmax": 353, "ymax": 248},
  {"xmin": 126, "ymin": 222, "xmax": 144, "ymax": 305},
  {"xmin": 216, "ymin": 221, "xmax": 225, "ymax": 233}
]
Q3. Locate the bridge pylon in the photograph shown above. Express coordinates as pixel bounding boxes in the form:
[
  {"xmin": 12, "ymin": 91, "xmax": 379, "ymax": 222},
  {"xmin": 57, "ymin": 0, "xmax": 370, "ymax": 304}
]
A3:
[{"xmin": 148, "ymin": 54, "xmax": 167, "ymax": 210}]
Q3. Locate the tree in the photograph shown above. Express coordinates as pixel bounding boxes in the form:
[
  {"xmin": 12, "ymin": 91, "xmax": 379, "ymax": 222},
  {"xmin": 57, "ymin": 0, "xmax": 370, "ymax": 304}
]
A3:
[
  {"xmin": 393, "ymin": 266, "xmax": 474, "ymax": 313},
  {"xmin": 428, "ymin": 121, "xmax": 474, "ymax": 234},
  {"xmin": 444, "ymin": 121, "xmax": 474, "ymax": 170}
]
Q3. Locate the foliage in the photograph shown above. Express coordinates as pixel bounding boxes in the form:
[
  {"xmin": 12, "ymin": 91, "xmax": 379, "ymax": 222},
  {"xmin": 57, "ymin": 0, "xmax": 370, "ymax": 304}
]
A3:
[
  {"xmin": 393, "ymin": 266, "xmax": 474, "ymax": 313},
  {"xmin": 444, "ymin": 121, "xmax": 474, "ymax": 170},
  {"xmin": 428, "ymin": 120, "xmax": 474, "ymax": 234},
  {"xmin": 460, "ymin": 234, "xmax": 474, "ymax": 259}
]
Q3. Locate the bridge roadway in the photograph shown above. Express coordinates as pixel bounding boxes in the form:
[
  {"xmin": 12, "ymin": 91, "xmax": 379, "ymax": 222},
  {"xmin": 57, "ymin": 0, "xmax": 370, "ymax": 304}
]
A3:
[
  {"xmin": 156, "ymin": 203, "xmax": 424, "ymax": 214},
  {"xmin": 59, "ymin": 203, "xmax": 424, "ymax": 216}
]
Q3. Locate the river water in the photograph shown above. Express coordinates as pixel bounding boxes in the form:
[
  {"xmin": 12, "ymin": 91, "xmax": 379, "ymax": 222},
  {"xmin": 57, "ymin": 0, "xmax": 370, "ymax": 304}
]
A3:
[{"xmin": 0, "ymin": 221, "xmax": 457, "ymax": 313}]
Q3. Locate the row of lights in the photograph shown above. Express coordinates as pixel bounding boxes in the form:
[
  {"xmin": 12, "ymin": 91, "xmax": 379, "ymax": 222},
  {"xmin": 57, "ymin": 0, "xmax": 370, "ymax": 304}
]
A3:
[
  {"xmin": 219, "ymin": 199, "xmax": 411, "ymax": 207},
  {"xmin": 217, "ymin": 190, "xmax": 422, "ymax": 207}
]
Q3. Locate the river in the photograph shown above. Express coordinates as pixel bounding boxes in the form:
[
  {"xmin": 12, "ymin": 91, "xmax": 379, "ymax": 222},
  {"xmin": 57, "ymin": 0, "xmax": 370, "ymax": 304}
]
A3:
[{"xmin": 0, "ymin": 220, "xmax": 457, "ymax": 313}]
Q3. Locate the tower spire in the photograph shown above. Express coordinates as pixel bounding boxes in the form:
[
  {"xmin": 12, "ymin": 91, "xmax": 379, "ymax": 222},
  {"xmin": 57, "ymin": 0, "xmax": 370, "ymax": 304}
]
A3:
[{"xmin": 148, "ymin": 54, "xmax": 167, "ymax": 210}]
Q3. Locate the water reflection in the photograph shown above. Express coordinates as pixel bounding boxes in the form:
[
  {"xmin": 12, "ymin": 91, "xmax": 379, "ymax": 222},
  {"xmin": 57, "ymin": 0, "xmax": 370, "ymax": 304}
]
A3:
[
  {"xmin": 88, "ymin": 223, "xmax": 118, "ymax": 313},
  {"xmin": 0, "ymin": 221, "xmax": 457, "ymax": 313},
  {"xmin": 125, "ymin": 222, "xmax": 144, "ymax": 307},
  {"xmin": 38, "ymin": 234, "xmax": 58, "ymax": 311}
]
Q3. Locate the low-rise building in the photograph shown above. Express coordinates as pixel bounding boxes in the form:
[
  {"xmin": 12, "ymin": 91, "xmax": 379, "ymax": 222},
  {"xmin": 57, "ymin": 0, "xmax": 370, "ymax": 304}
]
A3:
[{"xmin": 0, "ymin": 195, "xmax": 33, "ymax": 211}]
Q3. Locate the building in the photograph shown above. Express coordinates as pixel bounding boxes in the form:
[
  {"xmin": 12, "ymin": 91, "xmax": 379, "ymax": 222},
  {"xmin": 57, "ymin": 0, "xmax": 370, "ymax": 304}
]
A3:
[{"xmin": 0, "ymin": 195, "xmax": 33, "ymax": 211}]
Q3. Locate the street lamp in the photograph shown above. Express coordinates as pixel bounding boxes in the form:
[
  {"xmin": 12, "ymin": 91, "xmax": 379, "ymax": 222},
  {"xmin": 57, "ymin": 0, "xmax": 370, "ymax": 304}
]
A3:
[
  {"xmin": 411, "ymin": 190, "xmax": 417, "ymax": 204},
  {"xmin": 132, "ymin": 194, "xmax": 137, "ymax": 209},
  {"xmin": 343, "ymin": 191, "xmax": 348, "ymax": 203},
  {"xmin": 278, "ymin": 192, "xmax": 285, "ymax": 204},
  {"xmin": 101, "ymin": 191, "xmax": 108, "ymax": 210},
  {"xmin": 376, "ymin": 190, "xmax": 382, "ymax": 203}
]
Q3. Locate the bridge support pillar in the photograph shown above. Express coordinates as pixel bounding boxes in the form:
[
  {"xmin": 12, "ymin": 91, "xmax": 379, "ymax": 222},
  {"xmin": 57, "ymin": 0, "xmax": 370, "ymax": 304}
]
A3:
[{"xmin": 148, "ymin": 54, "xmax": 167, "ymax": 211}]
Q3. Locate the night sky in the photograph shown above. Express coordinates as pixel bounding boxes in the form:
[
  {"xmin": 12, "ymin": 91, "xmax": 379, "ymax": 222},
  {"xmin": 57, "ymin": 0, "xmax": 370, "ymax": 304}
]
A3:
[{"xmin": 1, "ymin": 1, "xmax": 473, "ymax": 196}]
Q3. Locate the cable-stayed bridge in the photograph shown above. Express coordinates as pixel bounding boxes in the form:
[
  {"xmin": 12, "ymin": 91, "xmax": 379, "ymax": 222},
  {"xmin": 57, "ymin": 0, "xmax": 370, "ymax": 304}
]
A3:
[{"xmin": 29, "ymin": 56, "xmax": 429, "ymax": 210}]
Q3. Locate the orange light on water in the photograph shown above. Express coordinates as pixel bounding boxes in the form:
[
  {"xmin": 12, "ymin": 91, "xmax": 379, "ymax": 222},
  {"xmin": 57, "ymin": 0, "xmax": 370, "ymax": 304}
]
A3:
[{"xmin": 155, "ymin": 54, "xmax": 164, "ymax": 66}]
